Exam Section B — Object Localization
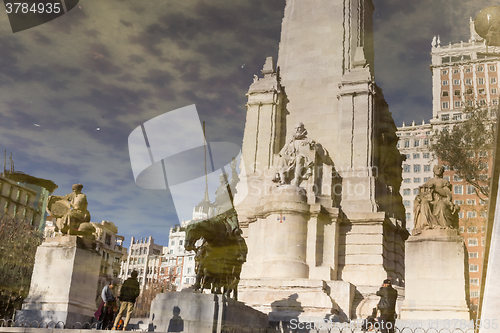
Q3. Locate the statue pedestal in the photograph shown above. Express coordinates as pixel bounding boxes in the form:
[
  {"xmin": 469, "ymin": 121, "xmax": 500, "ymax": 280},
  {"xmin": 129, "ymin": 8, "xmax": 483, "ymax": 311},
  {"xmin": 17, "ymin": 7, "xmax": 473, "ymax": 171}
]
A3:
[
  {"xmin": 400, "ymin": 230, "xmax": 470, "ymax": 320},
  {"xmin": 16, "ymin": 236, "xmax": 100, "ymax": 327},
  {"xmin": 149, "ymin": 292, "xmax": 268, "ymax": 333}
]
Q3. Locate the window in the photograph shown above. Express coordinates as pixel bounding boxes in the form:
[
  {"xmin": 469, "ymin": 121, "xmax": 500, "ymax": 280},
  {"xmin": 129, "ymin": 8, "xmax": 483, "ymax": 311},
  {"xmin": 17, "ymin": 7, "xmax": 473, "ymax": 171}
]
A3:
[
  {"xmin": 458, "ymin": 212, "xmax": 464, "ymax": 219},
  {"xmin": 405, "ymin": 213, "xmax": 411, "ymax": 220},
  {"xmin": 454, "ymin": 200, "xmax": 463, "ymax": 205},
  {"xmin": 469, "ymin": 253, "xmax": 478, "ymax": 259},
  {"xmin": 176, "ymin": 267, "xmax": 182, "ymax": 274},
  {"xmin": 403, "ymin": 200, "xmax": 411, "ymax": 207},
  {"xmin": 423, "ymin": 153, "xmax": 430, "ymax": 158},
  {"xmin": 453, "ymin": 113, "xmax": 462, "ymax": 120},
  {"xmin": 444, "ymin": 175, "xmax": 450, "ymax": 180},
  {"xmin": 482, "ymin": 238, "xmax": 485, "ymax": 246},
  {"xmin": 413, "ymin": 188, "xmax": 419, "ymax": 195},
  {"xmin": 459, "ymin": 226, "xmax": 465, "ymax": 233},
  {"xmin": 423, "ymin": 138, "xmax": 429, "ymax": 145},
  {"xmin": 404, "ymin": 140, "xmax": 410, "ymax": 148},
  {"xmin": 414, "ymin": 165, "xmax": 421, "ymax": 172},
  {"xmin": 493, "ymin": 98, "xmax": 498, "ymax": 105},
  {"xmin": 454, "ymin": 185, "xmax": 463, "ymax": 194},
  {"xmin": 424, "ymin": 177, "xmax": 430, "ymax": 182},
  {"xmin": 396, "ymin": 141, "xmax": 400, "ymax": 148},
  {"xmin": 469, "ymin": 264, "xmax": 479, "ymax": 272},
  {"xmin": 454, "ymin": 101, "xmax": 461, "ymax": 108},
  {"xmin": 179, "ymin": 240, "xmax": 183, "ymax": 245},
  {"xmin": 478, "ymin": 77, "xmax": 485, "ymax": 85},
  {"xmin": 468, "ymin": 226, "xmax": 477, "ymax": 233},
  {"xmin": 414, "ymin": 178, "xmax": 421, "ymax": 183},
  {"xmin": 491, "ymin": 77, "xmax": 497, "ymax": 84},
  {"xmin": 171, "ymin": 240, "xmax": 175, "ymax": 246},
  {"xmin": 470, "ymin": 291, "xmax": 479, "ymax": 298},
  {"xmin": 489, "ymin": 65, "xmax": 496, "ymax": 72},
  {"xmin": 441, "ymin": 112, "xmax": 449, "ymax": 119},
  {"xmin": 466, "ymin": 199, "xmax": 476, "ymax": 206},
  {"xmin": 403, "ymin": 178, "xmax": 411, "ymax": 183},
  {"xmin": 423, "ymin": 165, "xmax": 430, "ymax": 172},
  {"xmin": 454, "ymin": 174, "xmax": 463, "ymax": 181},
  {"xmin": 465, "ymin": 78, "xmax": 472, "ymax": 85},
  {"xmin": 403, "ymin": 189, "xmax": 411, "ymax": 195},
  {"xmin": 413, "ymin": 153, "xmax": 420, "ymax": 159},
  {"xmin": 187, "ymin": 268, "xmax": 192, "ymax": 274},
  {"xmin": 479, "ymin": 88, "xmax": 485, "ymax": 94},
  {"xmin": 467, "ymin": 211, "xmax": 477, "ymax": 218},
  {"xmin": 405, "ymin": 153, "xmax": 411, "ymax": 159},
  {"xmin": 479, "ymin": 162, "xmax": 488, "ymax": 170},
  {"xmin": 453, "ymin": 69, "xmax": 460, "ymax": 74},
  {"xmin": 442, "ymin": 80, "xmax": 449, "ymax": 86},
  {"xmin": 477, "ymin": 65, "xmax": 484, "ymax": 72},
  {"xmin": 480, "ymin": 199, "xmax": 487, "ymax": 205},
  {"xmin": 468, "ymin": 239, "xmax": 478, "ymax": 246},
  {"xmin": 482, "ymin": 226, "xmax": 486, "ymax": 232},
  {"xmin": 442, "ymin": 91, "xmax": 449, "ymax": 97},
  {"xmin": 492, "ymin": 88, "xmax": 498, "ymax": 95},
  {"xmin": 470, "ymin": 278, "xmax": 479, "ymax": 285},
  {"xmin": 414, "ymin": 140, "xmax": 420, "ymax": 147},
  {"xmin": 480, "ymin": 99, "xmax": 486, "ymax": 106},
  {"xmin": 442, "ymin": 70, "xmax": 448, "ymax": 75},
  {"xmin": 481, "ymin": 211, "xmax": 487, "ymax": 218},
  {"xmin": 453, "ymin": 79, "xmax": 460, "ymax": 85},
  {"xmin": 178, "ymin": 257, "xmax": 183, "ymax": 264},
  {"xmin": 403, "ymin": 165, "xmax": 410, "ymax": 173},
  {"xmin": 464, "ymin": 67, "xmax": 471, "ymax": 73}
]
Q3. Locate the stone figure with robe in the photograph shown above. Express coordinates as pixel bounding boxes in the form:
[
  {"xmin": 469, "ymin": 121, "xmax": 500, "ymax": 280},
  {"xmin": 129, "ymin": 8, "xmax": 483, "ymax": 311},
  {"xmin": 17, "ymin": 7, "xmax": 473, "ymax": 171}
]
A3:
[
  {"xmin": 273, "ymin": 122, "xmax": 316, "ymax": 187},
  {"xmin": 412, "ymin": 165, "xmax": 460, "ymax": 235},
  {"xmin": 47, "ymin": 183, "xmax": 92, "ymax": 235}
]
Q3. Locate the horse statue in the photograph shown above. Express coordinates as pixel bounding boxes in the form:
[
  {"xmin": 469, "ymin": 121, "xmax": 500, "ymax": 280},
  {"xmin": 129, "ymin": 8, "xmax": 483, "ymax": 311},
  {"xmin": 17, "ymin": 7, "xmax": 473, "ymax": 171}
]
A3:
[{"xmin": 184, "ymin": 208, "xmax": 247, "ymax": 300}]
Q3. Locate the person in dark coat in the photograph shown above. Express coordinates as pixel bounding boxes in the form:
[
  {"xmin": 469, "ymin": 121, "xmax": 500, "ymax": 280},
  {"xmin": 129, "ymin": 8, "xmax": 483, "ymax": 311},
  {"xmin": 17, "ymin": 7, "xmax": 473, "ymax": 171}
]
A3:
[
  {"xmin": 376, "ymin": 279, "xmax": 398, "ymax": 333},
  {"xmin": 112, "ymin": 271, "xmax": 140, "ymax": 331}
]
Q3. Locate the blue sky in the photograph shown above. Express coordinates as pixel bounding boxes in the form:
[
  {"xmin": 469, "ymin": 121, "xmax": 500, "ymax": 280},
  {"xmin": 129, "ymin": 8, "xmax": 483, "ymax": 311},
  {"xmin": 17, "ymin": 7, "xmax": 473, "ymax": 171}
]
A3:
[{"xmin": 0, "ymin": 0, "xmax": 495, "ymax": 247}]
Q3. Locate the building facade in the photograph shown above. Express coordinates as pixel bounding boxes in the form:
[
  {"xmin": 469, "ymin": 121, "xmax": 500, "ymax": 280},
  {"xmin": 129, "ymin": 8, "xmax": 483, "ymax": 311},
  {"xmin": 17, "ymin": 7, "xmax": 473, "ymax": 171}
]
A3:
[
  {"xmin": 0, "ymin": 172, "xmax": 57, "ymax": 230},
  {"xmin": 397, "ymin": 18, "xmax": 498, "ymax": 313},
  {"xmin": 396, "ymin": 121, "xmax": 436, "ymax": 231},
  {"xmin": 119, "ymin": 236, "xmax": 163, "ymax": 289}
]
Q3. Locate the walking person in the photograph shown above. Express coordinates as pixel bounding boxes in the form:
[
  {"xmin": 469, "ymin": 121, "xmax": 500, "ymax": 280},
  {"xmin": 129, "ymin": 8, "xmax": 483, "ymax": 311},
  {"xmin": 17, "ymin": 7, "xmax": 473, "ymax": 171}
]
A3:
[
  {"xmin": 376, "ymin": 279, "xmax": 397, "ymax": 333},
  {"xmin": 101, "ymin": 281, "xmax": 116, "ymax": 329},
  {"xmin": 112, "ymin": 271, "xmax": 140, "ymax": 331}
]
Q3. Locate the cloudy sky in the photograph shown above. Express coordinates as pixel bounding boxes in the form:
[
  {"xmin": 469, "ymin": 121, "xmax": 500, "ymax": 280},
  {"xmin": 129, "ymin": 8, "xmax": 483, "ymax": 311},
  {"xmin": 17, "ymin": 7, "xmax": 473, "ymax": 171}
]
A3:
[{"xmin": 0, "ymin": 0, "xmax": 495, "ymax": 247}]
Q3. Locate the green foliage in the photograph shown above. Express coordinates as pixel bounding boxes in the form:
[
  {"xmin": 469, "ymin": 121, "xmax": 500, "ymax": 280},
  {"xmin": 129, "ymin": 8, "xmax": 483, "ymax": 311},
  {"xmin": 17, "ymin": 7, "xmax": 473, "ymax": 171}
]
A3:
[
  {"xmin": 431, "ymin": 105, "xmax": 497, "ymax": 199},
  {"xmin": 0, "ymin": 213, "xmax": 42, "ymax": 318}
]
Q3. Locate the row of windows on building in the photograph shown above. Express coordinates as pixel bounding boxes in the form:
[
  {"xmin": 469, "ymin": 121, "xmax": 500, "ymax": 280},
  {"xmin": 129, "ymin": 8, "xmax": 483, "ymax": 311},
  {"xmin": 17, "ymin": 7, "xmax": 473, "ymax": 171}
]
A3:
[
  {"xmin": 441, "ymin": 64, "xmax": 496, "ymax": 75},
  {"xmin": 442, "ymin": 99, "xmax": 498, "ymax": 110},
  {"xmin": 403, "ymin": 153, "xmax": 431, "ymax": 160},
  {"xmin": 442, "ymin": 77, "xmax": 498, "ymax": 86},
  {"xmin": 0, "ymin": 184, "xmax": 32, "ymax": 204},
  {"xmin": 403, "ymin": 164, "xmax": 432, "ymax": 173},
  {"xmin": 442, "ymin": 87, "xmax": 497, "ymax": 97},
  {"xmin": 403, "ymin": 177, "xmax": 431, "ymax": 184},
  {"xmin": 397, "ymin": 131, "xmax": 431, "ymax": 137},
  {"xmin": 397, "ymin": 138, "xmax": 429, "ymax": 148},
  {"xmin": 467, "ymin": 238, "xmax": 485, "ymax": 247}
]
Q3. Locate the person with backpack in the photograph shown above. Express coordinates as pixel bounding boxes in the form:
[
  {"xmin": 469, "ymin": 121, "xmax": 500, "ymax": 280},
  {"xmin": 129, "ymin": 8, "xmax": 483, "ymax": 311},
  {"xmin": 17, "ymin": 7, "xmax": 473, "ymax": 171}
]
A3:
[
  {"xmin": 376, "ymin": 279, "xmax": 398, "ymax": 333},
  {"xmin": 112, "ymin": 271, "xmax": 140, "ymax": 331}
]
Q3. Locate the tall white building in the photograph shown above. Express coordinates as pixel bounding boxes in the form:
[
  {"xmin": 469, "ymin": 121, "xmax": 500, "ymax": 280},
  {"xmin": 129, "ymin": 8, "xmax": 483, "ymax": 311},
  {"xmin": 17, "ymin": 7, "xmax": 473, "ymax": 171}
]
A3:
[
  {"xmin": 119, "ymin": 236, "xmax": 163, "ymax": 289},
  {"xmin": 396, "ymin": 121, "xmax": 436, "ymax": 231}
]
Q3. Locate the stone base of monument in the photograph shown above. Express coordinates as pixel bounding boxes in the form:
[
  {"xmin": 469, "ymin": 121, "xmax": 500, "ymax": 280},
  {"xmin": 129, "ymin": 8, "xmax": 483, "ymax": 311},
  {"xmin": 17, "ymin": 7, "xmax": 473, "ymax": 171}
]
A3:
[
  {"xmin": 16, "ymin": 236, "xmax": 100, "ymax": 327},
  {"xmin": 149, "ymin": 291, "xmax": 269, "ymax": 332},
  {"xmin": 400, "ymin": 229, "xmax": 471, "ymax": 320},
  {"xmin": 238, "ymin": 278, "xmax": 353, "ymax": 324}
]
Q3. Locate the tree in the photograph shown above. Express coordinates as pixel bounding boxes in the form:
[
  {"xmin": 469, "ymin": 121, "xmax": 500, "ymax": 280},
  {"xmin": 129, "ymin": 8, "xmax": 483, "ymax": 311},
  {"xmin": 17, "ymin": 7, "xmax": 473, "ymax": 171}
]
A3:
[
  {"xmin": 430, "ymin": 104, "xmax": 498, "ymax": 200},
  {"xmin": 0, "ymin": 213, "xmax": 42, "ymax": 319}
]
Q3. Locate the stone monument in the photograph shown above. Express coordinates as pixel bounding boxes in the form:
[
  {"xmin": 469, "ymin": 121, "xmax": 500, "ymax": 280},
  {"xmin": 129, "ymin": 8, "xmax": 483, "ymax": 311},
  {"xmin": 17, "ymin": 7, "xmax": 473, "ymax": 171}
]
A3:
[
  {"xmin": 234, "ymin": 0, "xmax": 408, "ymax": 322},
  {"xmin": 400, "ymin": 166, "xmax": 471, "ymax": 320},
  {"xmin": 16, "ymin": 184, "xmax": 100, "ymax": 327}
]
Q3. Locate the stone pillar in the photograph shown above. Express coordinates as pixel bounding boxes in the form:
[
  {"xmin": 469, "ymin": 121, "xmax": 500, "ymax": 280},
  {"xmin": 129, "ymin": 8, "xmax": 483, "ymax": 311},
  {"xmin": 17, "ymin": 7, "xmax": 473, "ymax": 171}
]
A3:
[
  {"xmin": 16, "ymin": 236, "xmax": 101, "ymax": 327},
  {"xmin": 236, "ymin": 57, "xmax": 285, "ymax": 222},
  {"xmin": 401, "ymin": 230, "xmax": 471, "ymax": 320},
  {"xmin": 243, "ymin": 186, "xmax": 310, "ymax": 279}
]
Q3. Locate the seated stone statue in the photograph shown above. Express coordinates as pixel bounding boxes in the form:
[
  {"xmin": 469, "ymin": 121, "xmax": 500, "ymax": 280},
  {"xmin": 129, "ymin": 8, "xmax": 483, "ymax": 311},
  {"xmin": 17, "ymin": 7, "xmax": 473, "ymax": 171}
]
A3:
[
  {"xmin": 47, "ymin": 183, "xmax": 92, "ymax": 235},
  {"xmin": 273, "ymin": 122, "xmax": 316, "ymax": 187},
  {"xmin": 413, "ymin": 165, "xmax": 460, "ymax": 235}
]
